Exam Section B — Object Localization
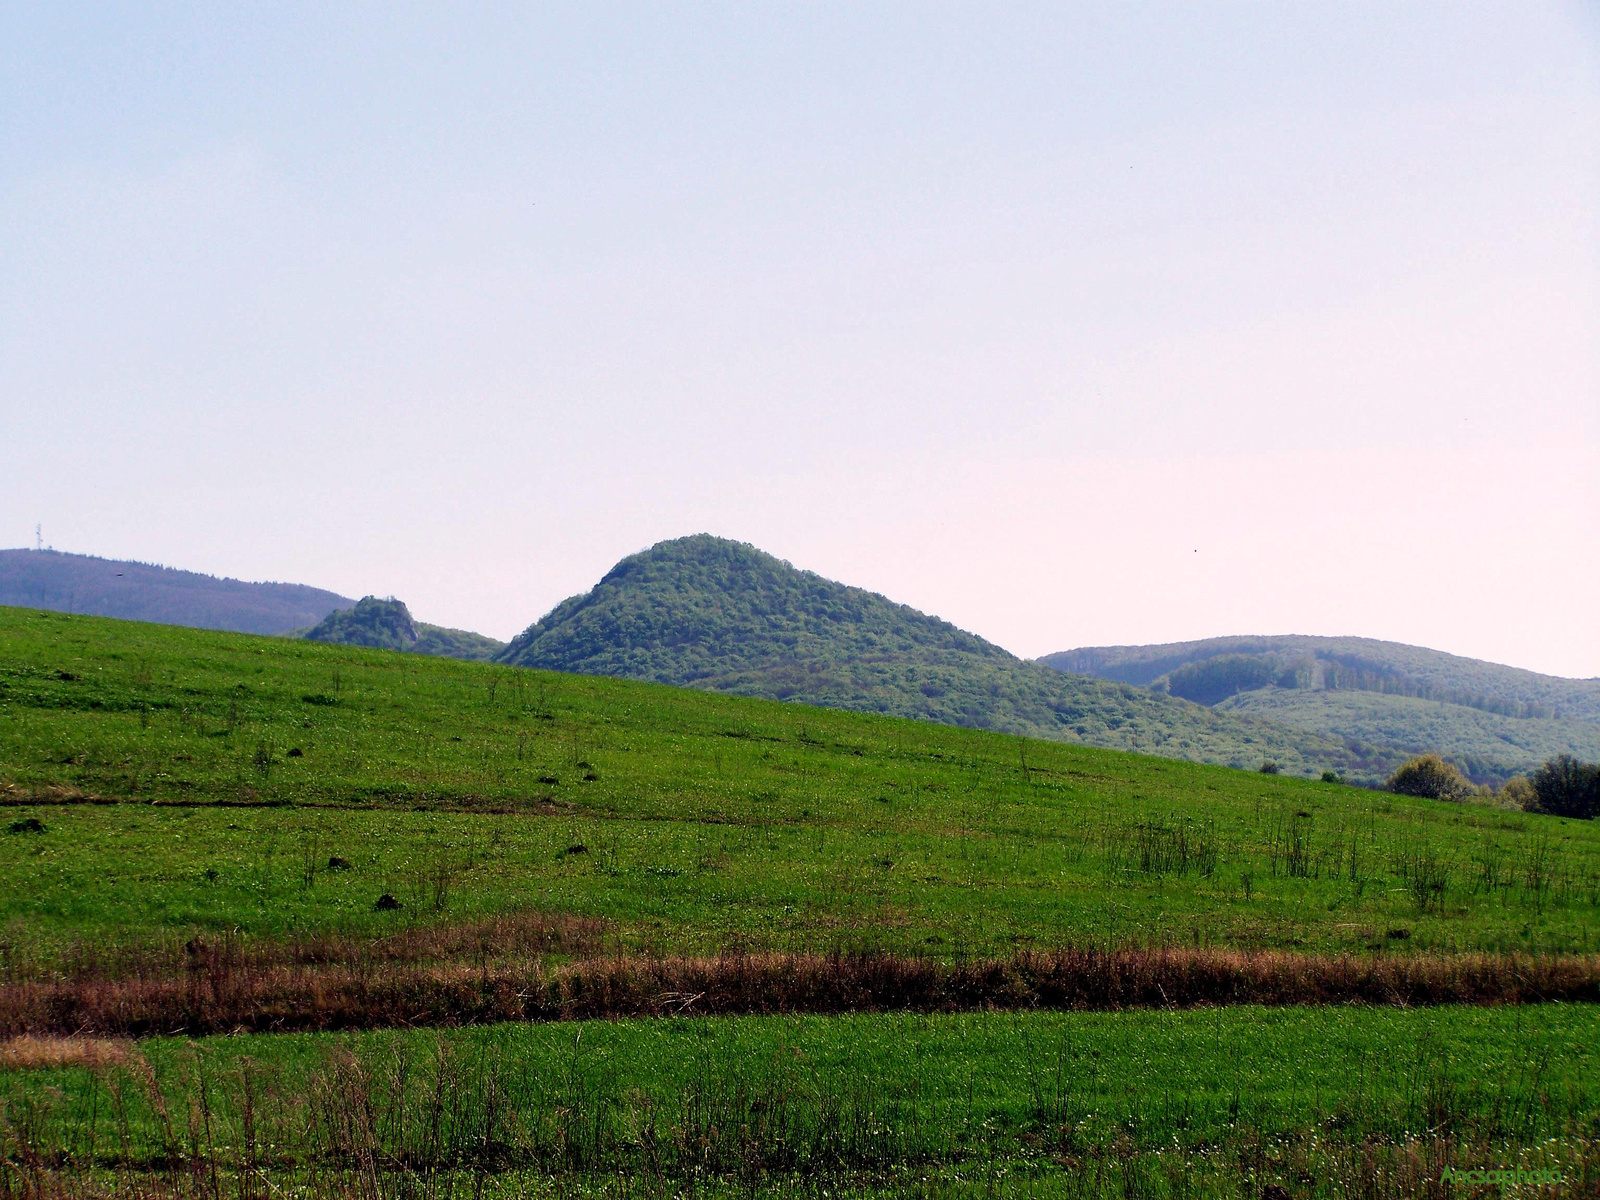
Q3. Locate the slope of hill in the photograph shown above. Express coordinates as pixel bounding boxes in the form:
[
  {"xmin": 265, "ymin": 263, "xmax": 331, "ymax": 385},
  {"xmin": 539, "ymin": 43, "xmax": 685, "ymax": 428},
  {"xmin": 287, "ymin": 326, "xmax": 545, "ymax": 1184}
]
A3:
[
  {"xmin": 4, "ymin": 604, "xmax": 1597, "ymax": 963},
  {"xmin": 1041, "ymin": 635, "xmax": 1600, "ymax": 784},
  {"xmin": 0, "ymin": 548, "xmax": 353, "ymax": 635},
  {"xmin": 304, "ymin": 596, "xmax": 504, "ymax": 661},
  {"xmin": 494, "ymin": 535, "xmax": 1380, "ymax": 779},
  {"xmin": 3, "ymin": 607, "xmax": 1596, "ymax": 1200}
]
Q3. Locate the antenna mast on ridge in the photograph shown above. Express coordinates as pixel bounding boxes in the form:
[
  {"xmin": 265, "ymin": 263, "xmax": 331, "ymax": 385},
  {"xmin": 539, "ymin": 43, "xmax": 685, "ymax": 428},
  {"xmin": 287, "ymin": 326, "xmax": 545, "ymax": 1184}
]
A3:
[{"xmin": 35, "ymin": 524, "xmax": 42, "ymax": 552}]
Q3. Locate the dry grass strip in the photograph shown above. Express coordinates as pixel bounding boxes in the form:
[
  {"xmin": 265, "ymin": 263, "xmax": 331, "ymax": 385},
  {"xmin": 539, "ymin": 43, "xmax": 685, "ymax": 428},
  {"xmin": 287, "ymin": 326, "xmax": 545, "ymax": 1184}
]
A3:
[{"xmin": 1, "ymin": 948, "xmax": 1595, "ymax": 1040}]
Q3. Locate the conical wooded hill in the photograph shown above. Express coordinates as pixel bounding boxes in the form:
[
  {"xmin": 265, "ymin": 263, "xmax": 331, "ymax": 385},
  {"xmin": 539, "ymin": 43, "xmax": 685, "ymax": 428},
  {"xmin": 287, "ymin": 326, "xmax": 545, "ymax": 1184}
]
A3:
[{"xmin": 495, "ymin": 535, "xmax": 1376, "ymax": 779}]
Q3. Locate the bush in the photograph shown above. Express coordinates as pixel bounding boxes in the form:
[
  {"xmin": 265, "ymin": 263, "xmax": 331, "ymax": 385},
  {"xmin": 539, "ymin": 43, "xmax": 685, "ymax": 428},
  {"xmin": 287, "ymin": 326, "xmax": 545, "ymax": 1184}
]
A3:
[
  {"xmin": 1387, "ymin": 754, "xmax": 1473, "ymax": 801},
  {"xmin": 1529, "ymin": 756, "xmax": 1599, "ymax": 819},
  {"xmin": 1497, "ymin": 775, "xmax": 1537, "ymax": 811}
]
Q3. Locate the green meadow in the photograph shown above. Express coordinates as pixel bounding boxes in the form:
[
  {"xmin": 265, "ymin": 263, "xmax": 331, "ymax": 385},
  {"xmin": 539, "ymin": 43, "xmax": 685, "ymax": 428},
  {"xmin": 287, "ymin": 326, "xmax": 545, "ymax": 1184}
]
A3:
[
  {"xmin": 3, "ymin": 607, "xmax": 1599, "ymax": 1195},
  {"xmin": 2, "ymin": 607, "xmax": 1599, "ymax": 962}
]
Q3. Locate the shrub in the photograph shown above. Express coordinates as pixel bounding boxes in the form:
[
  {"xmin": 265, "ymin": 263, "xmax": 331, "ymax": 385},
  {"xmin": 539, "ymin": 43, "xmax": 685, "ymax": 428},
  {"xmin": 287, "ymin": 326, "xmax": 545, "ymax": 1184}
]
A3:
[
  {"xmin": 1497, "ymin": 776, "xmax": 1537, "ymax": 812},
  {"xmin": 1529, "ymin": 755, "xmax": 1599, "ymax": 819},
  {"xmin": 1387, "ymin": 754, "xmax": 1473, "ymax": 801},
  {"xmin": 1258, "ymin": 761, "xmax": 1280, "ymax": 775}
]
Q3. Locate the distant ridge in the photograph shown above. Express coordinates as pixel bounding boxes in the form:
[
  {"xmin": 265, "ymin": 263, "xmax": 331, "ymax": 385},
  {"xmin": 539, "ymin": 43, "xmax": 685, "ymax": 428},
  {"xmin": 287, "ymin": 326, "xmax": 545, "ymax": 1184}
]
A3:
[
  {"xmin": 1042, "ymin": 635, "xmax": 1600, "ymax": 784},
  {"xmin": 0, "ymin": 549, "xmax": 353, "ymax": 636},
  {"xmin": 1042, "ymin": 636, "xmax": 1600, "ymax": 722},
  {"xmin": 495, "ymin": 535, "xmax": 1377, "ymax": 779}
]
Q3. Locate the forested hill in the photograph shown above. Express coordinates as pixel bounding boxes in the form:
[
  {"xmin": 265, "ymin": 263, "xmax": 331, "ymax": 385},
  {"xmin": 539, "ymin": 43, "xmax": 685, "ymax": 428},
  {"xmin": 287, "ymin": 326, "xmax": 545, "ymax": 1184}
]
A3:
[
  {"xmin": 1041, "ymin": 636, "xmax": 1600, "ymax": 784},
  {"xmin": 1041, "ymin": 635, "xmax": 1600, "ymax": 722},
  {"xmin": 495, "ymin": 536, "xmax": 1376, "ymax": 779},
  {"xmin": 0, "ymin": 549, "xmax": 353, "ymax": 636},
  {"xmin": 305, "ymin": 596, "xmax": 504, "ymax": 662}
]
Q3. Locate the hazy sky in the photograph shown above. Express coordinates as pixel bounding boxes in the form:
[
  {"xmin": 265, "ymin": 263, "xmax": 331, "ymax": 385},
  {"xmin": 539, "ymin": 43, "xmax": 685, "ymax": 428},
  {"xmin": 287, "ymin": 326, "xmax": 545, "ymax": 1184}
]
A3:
[{"xmin": 4, "ymin": 4, "xmax": 1597, "ymax": 675}]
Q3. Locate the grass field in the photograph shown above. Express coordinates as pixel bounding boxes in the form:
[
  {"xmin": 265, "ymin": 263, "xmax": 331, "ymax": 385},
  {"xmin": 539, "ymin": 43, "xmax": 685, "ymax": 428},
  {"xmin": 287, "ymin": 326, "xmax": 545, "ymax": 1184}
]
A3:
[
  {"xmin": 3, "ymin": 1005, "xmax": 1594, "ymax": 1197},
  {"xmin": 3, "ymin": 608, "xmax": 1599, "ymax": 1196},
  {"xmin": 3, "ymin": 608, "xmax": 1599, "ymax": 964}
]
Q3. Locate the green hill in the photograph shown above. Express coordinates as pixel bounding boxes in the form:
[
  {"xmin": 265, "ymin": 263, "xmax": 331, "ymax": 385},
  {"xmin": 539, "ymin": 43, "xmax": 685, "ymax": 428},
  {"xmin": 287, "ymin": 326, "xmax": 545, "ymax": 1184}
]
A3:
[
  {"xmin": 3, "ymin": 607, "xmax": 1596, "ymax": 1200},
  {"xmin": 304, "ymin": 596, "xmax": 504, "ymax": 661},
  {"xmin": 0, "ymin": 548, "xmax": 352, "ymax": 635},
  {"xmin": 3, "ymin": 604, "xmax": 1597, "ymax": 962},
  {"xmin": 494, "ymin": 536, "xmax": 1389, "ymax": 780},
  {"xmin": 1041, "ymin": 635, "xmax": 1600, "ymax": 785}
]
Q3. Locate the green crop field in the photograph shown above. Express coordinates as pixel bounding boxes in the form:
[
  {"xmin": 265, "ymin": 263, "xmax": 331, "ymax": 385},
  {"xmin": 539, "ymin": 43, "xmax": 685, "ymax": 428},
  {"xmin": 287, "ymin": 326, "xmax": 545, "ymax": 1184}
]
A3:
[
  {"xmin": 3, "ymin": 1005, "xmax": 1595, "ymax": 1197},
  {"xmin": 3, "ymin": 606, "xmax": 1599, "ymax": 1197}
]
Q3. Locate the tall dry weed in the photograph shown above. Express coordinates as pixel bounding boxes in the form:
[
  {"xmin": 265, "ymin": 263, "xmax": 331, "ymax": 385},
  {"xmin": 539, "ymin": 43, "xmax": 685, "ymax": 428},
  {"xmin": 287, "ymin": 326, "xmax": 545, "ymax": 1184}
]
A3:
[{"xmin": 1, "ymin": 947, "xmax": 1595, "ymax": 1039}]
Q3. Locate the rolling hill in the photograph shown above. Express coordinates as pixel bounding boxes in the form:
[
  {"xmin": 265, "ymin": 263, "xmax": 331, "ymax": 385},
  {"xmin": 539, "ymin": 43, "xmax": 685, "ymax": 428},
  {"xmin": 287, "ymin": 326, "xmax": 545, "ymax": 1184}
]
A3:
[
  {"xmin": 494, "ymin": 535, "xmax": 1381, "ymax": 779},
  {"xmin": 3, "ymin": 606, "xmax": 1596, "ymax": 1196},
  {"xmin": 0, "ymin": 549, "xmax": 503, "ymax": 662},
  {"xmin": 4, "ymin": 603, "xmax": 1596, "ymax": 961},
  {"xmin": 14, "ymin": 541, "xmax": 1581, "ymax": 783},
  {"xmin": 0, "ymin": 548, "xmax": 353, "ymax": 635},
  {"xmin": 1042, "ymin": 635, "xmax": 1600, "ymax": 784}
]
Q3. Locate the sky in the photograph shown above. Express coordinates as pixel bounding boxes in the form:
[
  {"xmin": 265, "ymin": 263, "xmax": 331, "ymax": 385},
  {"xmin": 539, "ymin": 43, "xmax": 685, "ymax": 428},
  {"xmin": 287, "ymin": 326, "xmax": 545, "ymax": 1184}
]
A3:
[{"xmin": 2, "ymin": 3, "xmax": 1597, "ymax": 676}]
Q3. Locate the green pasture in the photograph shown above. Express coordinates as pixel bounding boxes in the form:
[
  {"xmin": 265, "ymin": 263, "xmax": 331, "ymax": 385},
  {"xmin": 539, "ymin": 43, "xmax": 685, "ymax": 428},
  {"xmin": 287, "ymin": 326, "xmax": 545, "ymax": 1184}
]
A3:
[{"xmin": 2, "ymin": 607, "xmax": 1599, "ymax": 960}]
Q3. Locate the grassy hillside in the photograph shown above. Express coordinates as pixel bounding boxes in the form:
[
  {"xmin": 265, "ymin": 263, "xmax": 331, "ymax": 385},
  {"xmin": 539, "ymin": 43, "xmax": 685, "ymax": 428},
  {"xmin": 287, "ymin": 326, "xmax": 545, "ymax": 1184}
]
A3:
[
  {"xmin": 3, "ymin": 605, "xmax": 1598, "ymax": 962},
  {"xmin": 1043, "ymin": 634, "xmax": 1600, "ymax": 783},
  {"xmin": 494, "ymin": 536, "xmax": 1382, "ymax": 779},
  {"xmin": 4, "ymin": 608, "xmax": 1598, "ymax": 1197},
  {"xmin": 0, "ymin": 548, "xmax": 352, "ymax": 635},
  {"xmin": 304, "ymin": 595, "xmax": 504, "ymax": 661}
]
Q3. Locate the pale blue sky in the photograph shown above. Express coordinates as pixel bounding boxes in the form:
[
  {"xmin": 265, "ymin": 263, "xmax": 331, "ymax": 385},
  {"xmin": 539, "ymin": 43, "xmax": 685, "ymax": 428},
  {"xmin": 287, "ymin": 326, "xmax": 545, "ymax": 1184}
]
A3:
[{"xmin": 3, "ymin": 4, "xmax": 1597, "ymax": 673}]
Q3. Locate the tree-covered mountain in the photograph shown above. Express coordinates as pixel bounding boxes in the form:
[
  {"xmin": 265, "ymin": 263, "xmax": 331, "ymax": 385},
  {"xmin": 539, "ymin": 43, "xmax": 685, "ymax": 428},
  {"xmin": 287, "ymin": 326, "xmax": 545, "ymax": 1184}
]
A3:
[
  {"xmin": 304, "ymin": 597, "xmax": 504, "ymax": 662},
  {"xmin": 0, "ymin": 549, "xmax": 352, "ymax": 636},
  {"xmin": 1042, "ymin": 636, "xmax": 1600, "ymax": 721},
  {"xmin": 495, "ymin": 536, "xmax": 1381, "ymax": 779},
  {"xmin": 1041, "ymin": 636, "xmax": 1600, "ymax": 784}
]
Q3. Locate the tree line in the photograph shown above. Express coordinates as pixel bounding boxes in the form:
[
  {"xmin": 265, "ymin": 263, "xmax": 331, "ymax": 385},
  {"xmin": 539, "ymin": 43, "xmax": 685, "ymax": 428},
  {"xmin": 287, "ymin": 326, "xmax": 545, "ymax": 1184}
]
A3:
[{"xmin": 1387, "ymin": 753, "xmax": 1599, "ymax": 819}]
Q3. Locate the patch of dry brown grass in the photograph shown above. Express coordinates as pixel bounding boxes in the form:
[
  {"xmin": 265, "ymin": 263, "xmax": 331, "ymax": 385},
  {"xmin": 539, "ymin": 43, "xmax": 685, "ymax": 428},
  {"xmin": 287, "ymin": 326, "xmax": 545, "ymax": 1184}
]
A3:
[
  {"xmin": 0, "ymin": 783, "xmax": 99, "ymax": 807},
  {"xmin": 0, "ymin": 1034, "xmax": 130, "ymax": 1071}
]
